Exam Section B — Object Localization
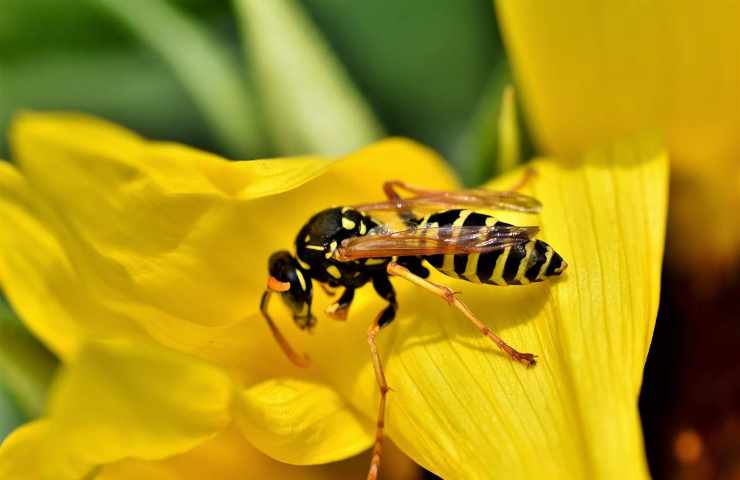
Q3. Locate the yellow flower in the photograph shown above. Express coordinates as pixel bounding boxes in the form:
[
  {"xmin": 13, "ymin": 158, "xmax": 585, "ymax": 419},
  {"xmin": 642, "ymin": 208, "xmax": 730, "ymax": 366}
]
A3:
[
  {"xmin": 0, "ymin": 112, "xmax": 667, "ymax": 479},
  {"xmin": 495, "ymin": 0, "xmax": 740, "ymax": 280}
]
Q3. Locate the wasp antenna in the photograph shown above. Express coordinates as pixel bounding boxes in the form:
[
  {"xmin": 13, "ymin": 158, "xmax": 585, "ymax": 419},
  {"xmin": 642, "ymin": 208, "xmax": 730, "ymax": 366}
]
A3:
[{"xmin": 260, "ymin": 290, "xmax": 311, "ymax": 368}]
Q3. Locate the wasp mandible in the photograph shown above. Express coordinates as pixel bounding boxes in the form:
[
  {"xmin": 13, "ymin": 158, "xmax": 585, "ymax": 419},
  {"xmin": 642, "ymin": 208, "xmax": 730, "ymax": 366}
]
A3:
[{"xmin": 261, "ymin": 171, "xmax": 567, "ymax": 480}]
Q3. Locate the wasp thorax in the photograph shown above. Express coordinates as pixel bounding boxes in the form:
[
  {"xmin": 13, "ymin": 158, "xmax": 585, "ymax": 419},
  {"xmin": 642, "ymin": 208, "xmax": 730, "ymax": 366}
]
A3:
[{"xmin": 294, "ymin": 207, "xmax": 382, "ymax": 288}]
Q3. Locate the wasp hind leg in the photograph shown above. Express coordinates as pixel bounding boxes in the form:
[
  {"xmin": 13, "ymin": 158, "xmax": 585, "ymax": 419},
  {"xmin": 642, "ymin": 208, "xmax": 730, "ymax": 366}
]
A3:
[
  {"xmin": 366, "ymin": 275, "xmax": 397, "ymax": 480},
  {"xmin": 386, "ymin": 262, "xmax": 536, "ymax": 366},
  {"xmin": 396, "ymin": 256, "xmax": 430, "ymax": 279},
  {"xmin": 383, "ymin": 167, "xmax": 536, "ymax": 201},
  {"xmin": 507, "ymin": 166, "xmax": 537, "ymax": 192},
  {"xmin": 325, "ymin": 287, "xmax": 355, "ymax": 320}
]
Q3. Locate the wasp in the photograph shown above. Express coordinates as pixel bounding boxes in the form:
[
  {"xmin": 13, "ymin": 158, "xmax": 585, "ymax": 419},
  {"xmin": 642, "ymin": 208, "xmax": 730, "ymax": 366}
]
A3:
[{"xmin": 261, "ymin": 172, "xmax": 567, "ymax": 480}]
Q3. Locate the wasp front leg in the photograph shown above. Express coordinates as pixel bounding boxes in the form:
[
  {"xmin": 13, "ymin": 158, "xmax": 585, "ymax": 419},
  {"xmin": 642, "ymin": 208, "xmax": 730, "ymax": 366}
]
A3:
[
  {"xmin": 366, "ymin": 274, "xmax": 397, "ymax": 480},
  {"xmin": 260, "ymin": 282, "xmax": 310, "ymax": 368},
  {"xmin": 319, "ymin": 282, "xmax": 337, "ymax": 297},
  {"xmin": 325, "ymin": 287, "xmax": 355, "ymax": 321}
]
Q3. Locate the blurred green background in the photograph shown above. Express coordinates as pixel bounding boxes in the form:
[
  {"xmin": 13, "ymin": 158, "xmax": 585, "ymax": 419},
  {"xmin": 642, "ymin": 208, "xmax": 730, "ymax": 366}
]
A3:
[{"xmin": 0, "ymin": 0, "xmax": 525, "ymax": 184}]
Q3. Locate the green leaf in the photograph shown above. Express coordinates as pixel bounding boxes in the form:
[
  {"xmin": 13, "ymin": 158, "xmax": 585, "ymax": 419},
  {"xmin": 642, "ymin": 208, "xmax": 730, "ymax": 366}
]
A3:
[
  {"xmin": 302, "ymin": 0, "xmax": 503, "ymax": 159},
  {"xmin": 0, "ymin": 296, "xmax": 57, "ymax": 417},
  {"xmin": 0, "ymin": 0, "xmax": 131, "ymax": 62},
  {"xmin": 233, "ymin": 0, "xmax": 384, "ymax": 155},
  {"xmin": 96, "ymin": 0, "xmax": 265, "ymax": 157},
  {"xmin": 0, "ymin": 295, "xmax": 21, "ymax": 328},
  {"xmin": 0, "ymin": 50, "xmax": 208, "ymax": 157},
  {"xmin": 0, "ymin": 383, "xmax": 26, "ymax": 442},
  {"xmin": 496, "ymin": 84, "xmax": 521, "ymax": 172},
  {"xmin": 454, "ymin": 62, "xmax": 513, "ymax": 185}
]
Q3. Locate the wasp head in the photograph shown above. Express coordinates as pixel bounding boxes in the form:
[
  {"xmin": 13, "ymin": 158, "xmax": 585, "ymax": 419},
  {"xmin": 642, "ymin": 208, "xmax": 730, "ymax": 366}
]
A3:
[{"xmin": 267, "ymin": 250, "xmax": 315, "ymax": 330}]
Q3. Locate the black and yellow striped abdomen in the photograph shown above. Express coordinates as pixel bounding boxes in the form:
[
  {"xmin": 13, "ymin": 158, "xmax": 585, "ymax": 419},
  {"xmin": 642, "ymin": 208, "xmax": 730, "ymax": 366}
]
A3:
[{"xmin": 417, "ymin": 209, "xmax": 566, "ymax": 285}]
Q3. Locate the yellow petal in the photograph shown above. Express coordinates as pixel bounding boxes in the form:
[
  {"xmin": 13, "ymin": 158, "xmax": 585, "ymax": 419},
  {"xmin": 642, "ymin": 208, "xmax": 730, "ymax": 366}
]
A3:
[
  {"xmin": 495, "ymin": 0, "xmax": 740, "ymax": 165},
  {"xmin": 235, "ymin": 378, "xmax": 372, "ymax": 464},
  {"xmin": 0, "ymin": 341, "xmax": 234, "ymax": 479},
  {"xmin": 98, "ymin": 426, "xmax": 420, "ymax": 480},
  {"xmin": 10, "ymin": 111, "xmax": 330, "ymax": 199},
  {"xmin": 326, "ymin": 136, "xmax": 667, "ymax": 478},
  {"xmin": 0, "ymin": 421, "xmax": 87, "ymax": 480},
  {"xmin": 0, "ymin": 162, "xmax": 148, "ymax": 357},
  {"xmin": 4, "ymin": 112, "xmax": 456, "ymax": 377},
  {"xmin": 0, "ymin": 162, "xmax": 79, "ymax": 358}
]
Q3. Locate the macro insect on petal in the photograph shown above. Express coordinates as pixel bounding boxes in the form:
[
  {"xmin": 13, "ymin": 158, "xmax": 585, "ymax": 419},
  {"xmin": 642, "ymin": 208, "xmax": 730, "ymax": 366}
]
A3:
[{"xmin": 261, "ymin": 171, "xmax": 567, "ymax": 480}]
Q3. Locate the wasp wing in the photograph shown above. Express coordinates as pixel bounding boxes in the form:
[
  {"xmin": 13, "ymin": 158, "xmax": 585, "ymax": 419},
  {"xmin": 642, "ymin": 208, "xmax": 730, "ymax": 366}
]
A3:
[
  {"xmin": 354, "ymin": 190, "xmax": 541, "ymax": 214},
  {"xmin": 335, "ymin": 224, "xmax": 539, "ymax": 261}
]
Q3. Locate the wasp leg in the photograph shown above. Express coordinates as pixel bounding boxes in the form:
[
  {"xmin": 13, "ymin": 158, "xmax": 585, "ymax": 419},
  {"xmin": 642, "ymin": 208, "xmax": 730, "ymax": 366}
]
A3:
[
  {"xmin": 319, "ymin": 282, "xmax": 337, "ymax": 297},
  {"xmin": 383, "ymin": 180, "xmax": 466, "ymax": 207},
  {"xmin": 383, "ymin": 167, "xmax": 536, "ymax": 200},
  {"xmin": 260, "ymin": 289, "xmax": 310, "ymax": 368},
  {"xmin": 325, "ymin": 287, "xmax": 355, "ymax": 321},
  {"xmin": 372, "ymin": 275, "xmax": 398, "ymax": 327},
  {"xmin": 396, "ymin": 256, "xmax": 430, "ymax": 279},
  {"xmin": 507, "ymin": 166, "xmax": 537, "ymax": 192},
  {"xmin": 386, "ymin": 262, "xmax": 536, "ymax": 366},
  {"xmin": 379, "ymin": 174, "xmax": 540, "ymax": 217},
  {"xmin": 366, "ymin": 275, "xmax": 397, "ymax": 480},
  {"xmin": 379, "ymin": 179, "xmax": 417, "ymax": 224}
]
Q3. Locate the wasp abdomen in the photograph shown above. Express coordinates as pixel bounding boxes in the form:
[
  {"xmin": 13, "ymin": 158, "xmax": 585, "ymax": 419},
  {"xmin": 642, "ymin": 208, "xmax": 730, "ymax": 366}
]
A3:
[{"xmin": 418, "ymin": 209, "xmax": 566, "ymax": 285}]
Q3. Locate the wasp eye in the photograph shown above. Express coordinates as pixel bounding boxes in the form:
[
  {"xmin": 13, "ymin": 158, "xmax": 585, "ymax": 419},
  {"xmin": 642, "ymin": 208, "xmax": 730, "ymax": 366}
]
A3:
[
  {"xmin": 269, "ymin": 251, "xmax": 297, "ymax": 281},
  {"xmin": 267, "ymin": 251, "xmax": 315, "ymax": 329}
]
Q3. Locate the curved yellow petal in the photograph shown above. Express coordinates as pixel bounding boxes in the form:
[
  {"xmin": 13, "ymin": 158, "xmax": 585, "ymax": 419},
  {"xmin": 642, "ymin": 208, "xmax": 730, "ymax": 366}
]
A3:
[
  {"xmin": 98, "ymin": 427, "xmax": 420, "ymax": 480},
  {"xmin": 54, "ymin": 341, "xmax": 233, "ymax": 460},
  {"xmin": 4, "ymin": 112, "xmax": 457, "ymax": 377},
  {"xmin": 495, "ymin": 1, "xmax": 740, "ymax": 164},
  {"xmin": 0, "ymin": 162, "xmax": 80, "ymax": 357},
  {"xmin": 10, "ymin": 112, "xmax": 329, "ymax": 198},
  {"xmin": 325, "ymin": 136, "xmax": 667, "ymax": 478},
  {"xmin": 0, "ymin": 421, "xmax": 88, "ymax": 480},
  {"xmin": 235, "ymin": 378, "xmax": 372, "ymax": 464},
  {"xmin": 0, "ymin": 341, "xmax": 234, "ymax": 479},
  {"xmin": 0, "ymin": 162, "xmax": 148, "ymax": 357}
]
